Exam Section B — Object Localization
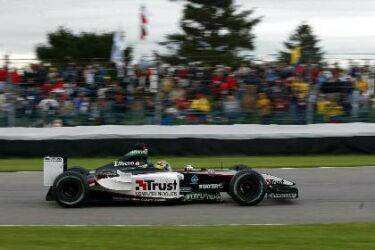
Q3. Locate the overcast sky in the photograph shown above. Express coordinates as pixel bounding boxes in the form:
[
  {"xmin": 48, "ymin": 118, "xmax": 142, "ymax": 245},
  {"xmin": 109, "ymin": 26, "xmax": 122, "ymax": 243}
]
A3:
[{"xmin": 1, "ymin": 0, "xmax": 375, "ymax": 61}]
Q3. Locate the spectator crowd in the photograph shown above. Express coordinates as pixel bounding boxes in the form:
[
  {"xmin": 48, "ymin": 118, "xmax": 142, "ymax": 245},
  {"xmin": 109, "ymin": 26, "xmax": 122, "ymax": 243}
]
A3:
[{"xmin": 0, "ymin": 60, "xmax": 374, "ymax": 127}]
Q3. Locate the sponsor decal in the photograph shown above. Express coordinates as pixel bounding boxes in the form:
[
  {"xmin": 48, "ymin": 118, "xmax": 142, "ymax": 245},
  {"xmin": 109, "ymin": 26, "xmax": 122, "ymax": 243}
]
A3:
[
  {"xmin": 114, "ymin": 161, "xmax": 140, "ymax": 167},
  {"xmin": 184, "ymin": 192, "xmax": 221, "ymax": 201},
  {"xmin": 102, "ymin": 171, "xmax": 119, "ymax": 178},
  {"xmin": 190, "ymin": 175, "xmax": 199, "ymax": 184},
  {"xmin": 180, "ymin": 187, "xmax": 192, "ymax": 193},
  {"xmin": 135, "ymin": 180, "xmax": 178, "ymax": 191},
  {"xmin": 267, "ymin": 193, "xmax": 298, "ymax": 199},
  {"xmin": 198, "ymin": 183, "xmax": 224, "ymax": 190},
  {"xmin": 135, "ymin": 191, "xmax": 179, "ymax": 197},
  {"xmin": 265, "ymin": 179, "xmax": 285, "ymax": 185},
  {"xmin": 45, "ymin": 157, "xmax": 63, "ymax": 162},
  {"xmin": 134, "ymin": 179, "xmax": 179, "ymax": 198},
  {"xmin": 127, "ymin": 149, "xmax": 147, "ymax": 156}
]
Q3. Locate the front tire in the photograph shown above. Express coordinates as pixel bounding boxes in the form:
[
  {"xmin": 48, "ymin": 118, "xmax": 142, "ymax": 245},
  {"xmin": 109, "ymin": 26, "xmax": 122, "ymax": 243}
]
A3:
[
  {"xmin": 231, "ymin": 164, "xmax": 251, "ymax": 171},
  {"xmin": 229, "ymin": 170, "xmax": 266, "ymax": 206},
  {"xmin": 52, "ymin": 171, "xmax": 89, "ymax": 208}
]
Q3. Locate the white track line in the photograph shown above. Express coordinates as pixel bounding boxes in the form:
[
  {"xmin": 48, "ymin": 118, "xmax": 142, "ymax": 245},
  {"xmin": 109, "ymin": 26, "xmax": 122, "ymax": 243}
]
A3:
[
  {"xmin": 278, "ymin": 166, "xmax": 375, "ymax": 170},
  {"xmin": 0, "ymin": 224, "xmax": 286, "ymax": 227},
  {"xmin": 16, "ymin": 171, "xmax": 40, "ymax": 173}
]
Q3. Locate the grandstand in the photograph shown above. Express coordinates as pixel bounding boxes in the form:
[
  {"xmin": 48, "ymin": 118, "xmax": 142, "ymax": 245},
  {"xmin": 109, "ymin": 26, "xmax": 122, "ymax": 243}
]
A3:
[{"xmin": 0, "ymin": 57, "xmax": 374, "ymax": 127}]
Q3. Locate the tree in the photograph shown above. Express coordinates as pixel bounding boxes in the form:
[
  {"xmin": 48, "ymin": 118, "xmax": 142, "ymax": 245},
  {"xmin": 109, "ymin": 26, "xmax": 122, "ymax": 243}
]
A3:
[
  {"xmin": 36, "ymin": 27, "xmax": 133, "ymax": 65},
  {"xmin": 279, "ymin": 23, "xmax": 324, "ymax": 65},
  {"xmin": 159, "ymin": 0, "xmax": 261, "ymax": 66}
]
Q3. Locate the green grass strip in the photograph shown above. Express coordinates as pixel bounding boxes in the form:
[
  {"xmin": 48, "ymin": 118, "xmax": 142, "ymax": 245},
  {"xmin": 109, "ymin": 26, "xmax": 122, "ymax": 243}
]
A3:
[
  {"xmin": 1, "ymin": 154, "xmax": 375, "ymax": 172},
  {"xmin": 0, "ymin": 223, "xmax": 374, "ymax": 250}
]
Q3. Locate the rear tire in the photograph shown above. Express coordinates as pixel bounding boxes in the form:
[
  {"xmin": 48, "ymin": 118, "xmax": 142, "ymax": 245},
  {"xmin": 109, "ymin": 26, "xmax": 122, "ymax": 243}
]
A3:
[
  {"xmin": 229, "ymin": 170, "xmax": 266, "ymax": 206},
  {"xmin": 69, "ymin": 166, "xmax": 89, "ymax": 175},
  {"xmin": 52, "ymin": 171, "xmax": 89, "ymax": 208}
]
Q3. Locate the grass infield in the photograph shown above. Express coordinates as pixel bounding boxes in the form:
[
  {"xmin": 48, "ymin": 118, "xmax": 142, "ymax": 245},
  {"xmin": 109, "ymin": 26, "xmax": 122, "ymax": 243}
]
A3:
[
  {"xmin": 0, "ymin": 223, "xmax": 374, "ymax": 250},
  {"xmin": 1, "ymin": 154, "xmax": 375, "ymax": 172}
]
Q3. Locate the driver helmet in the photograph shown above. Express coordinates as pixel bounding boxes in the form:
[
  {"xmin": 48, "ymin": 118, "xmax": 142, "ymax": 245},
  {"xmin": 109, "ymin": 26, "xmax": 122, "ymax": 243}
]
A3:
[
  {"xmin": 155, "ymin": 160, "xmax": 171, "ymax": 171},
  {"xmin": 134, "ymin": 143, "xmax": 148, "ymax": 153}
]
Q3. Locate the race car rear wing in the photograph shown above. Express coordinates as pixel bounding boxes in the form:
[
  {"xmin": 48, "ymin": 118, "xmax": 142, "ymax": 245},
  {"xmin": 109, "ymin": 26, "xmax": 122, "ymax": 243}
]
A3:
[{"xmin": 43, "ymin": 156, "xmax": 67, "ymax": 186}]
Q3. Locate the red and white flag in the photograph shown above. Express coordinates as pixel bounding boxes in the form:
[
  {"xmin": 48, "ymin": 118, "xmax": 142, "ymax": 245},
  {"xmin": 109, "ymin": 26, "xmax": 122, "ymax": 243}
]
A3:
[{"xmin": 140, "ymin": 5, "xmax": 148, "ymax": 40}]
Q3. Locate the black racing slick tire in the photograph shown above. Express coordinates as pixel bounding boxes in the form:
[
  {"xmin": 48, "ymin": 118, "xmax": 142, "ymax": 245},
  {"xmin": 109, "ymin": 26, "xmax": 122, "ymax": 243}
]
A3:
[
  {"xmin": 52, "ymin": 171, "xmax": 89, "ymax": 208},
  {"xmin": 69, "ymin": 166, "xmax": 89, "ymax": 176},
  {"xmin": 228, "ymin": 170, "xmax": 266, "ymax": 206}
]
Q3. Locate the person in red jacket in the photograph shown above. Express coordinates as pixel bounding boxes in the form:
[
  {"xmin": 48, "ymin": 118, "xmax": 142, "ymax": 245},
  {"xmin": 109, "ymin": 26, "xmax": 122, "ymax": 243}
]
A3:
[
  {"xmin": 222, "ymin": 74, "xmax": 237, "ymax": 92},
  {"xmin": 10, "ymin": 69, "xmax": 21, "ymax": 84},
  {"xmin": 0, "ymin": 68, "xmax": 8, "ymax": 82}
]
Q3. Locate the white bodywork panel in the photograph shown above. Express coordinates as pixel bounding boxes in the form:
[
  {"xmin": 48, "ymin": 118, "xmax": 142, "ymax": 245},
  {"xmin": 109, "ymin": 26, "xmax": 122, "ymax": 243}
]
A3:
[
  {"xmin": 96, "ymin": 171, "xmax": 184, "ymax": 199},
  {"xmin": 43, "ymin": 157, "xmax": 65, "ymax": 186},
  {"xmin": 261, "ymin": 173, "xmax": 294, "ymax": 186}
]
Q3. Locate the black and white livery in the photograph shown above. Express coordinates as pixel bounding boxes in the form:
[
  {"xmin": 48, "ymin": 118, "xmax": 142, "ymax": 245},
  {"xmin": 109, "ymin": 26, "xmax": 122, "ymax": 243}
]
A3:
[{"xmin": 43, "ymin": 145, "xmax": 298, "ymax": 208}]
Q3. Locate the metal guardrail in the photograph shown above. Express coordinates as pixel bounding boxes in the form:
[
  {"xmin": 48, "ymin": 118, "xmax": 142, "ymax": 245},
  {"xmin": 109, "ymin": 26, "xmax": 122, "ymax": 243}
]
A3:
[{"xmin": 0, "ymin": 107, "xmax": 374, "ymax": 127}]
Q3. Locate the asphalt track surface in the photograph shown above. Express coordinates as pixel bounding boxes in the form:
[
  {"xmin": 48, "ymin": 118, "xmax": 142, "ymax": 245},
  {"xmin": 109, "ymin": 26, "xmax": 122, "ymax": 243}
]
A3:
[{"xmin": 1, "ymin": 167, "xmax": 375, "ymax": 225}]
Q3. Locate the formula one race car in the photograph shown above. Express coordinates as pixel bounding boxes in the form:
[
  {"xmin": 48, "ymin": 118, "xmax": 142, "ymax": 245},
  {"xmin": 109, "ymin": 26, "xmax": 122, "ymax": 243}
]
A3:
[{"xmin": 43, "ymin": 144, "xmax": 298, "ymax": 208}]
